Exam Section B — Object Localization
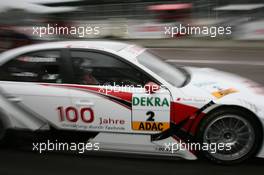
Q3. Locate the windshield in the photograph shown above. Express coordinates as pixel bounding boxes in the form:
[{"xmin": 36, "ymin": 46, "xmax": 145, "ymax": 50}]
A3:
[{"xmin": 137, "ymin": 51, "xmax": 188, "ymax": 87}]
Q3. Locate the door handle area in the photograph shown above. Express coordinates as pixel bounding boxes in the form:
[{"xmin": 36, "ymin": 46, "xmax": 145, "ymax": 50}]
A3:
[{"xmin": 75, "ymin": 101, "xmax": 94, "ymax": 107}]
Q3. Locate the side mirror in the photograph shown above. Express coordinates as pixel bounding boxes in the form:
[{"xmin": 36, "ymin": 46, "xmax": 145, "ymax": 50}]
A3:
[{"xmin": 144, "ymin": 82, "xmax": 160, "ymax": 94}]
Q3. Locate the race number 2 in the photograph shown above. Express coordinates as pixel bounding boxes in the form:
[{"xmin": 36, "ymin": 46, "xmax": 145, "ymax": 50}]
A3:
[{"xmin": 146, "ymin": 111, "xmax": 155, "ymax": 121}]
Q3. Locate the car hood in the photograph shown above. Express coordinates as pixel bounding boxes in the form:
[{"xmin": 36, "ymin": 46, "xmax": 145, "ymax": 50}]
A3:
[{"xmin": 182, "ymin": 67, "xmax": 264, "ymax": 101}]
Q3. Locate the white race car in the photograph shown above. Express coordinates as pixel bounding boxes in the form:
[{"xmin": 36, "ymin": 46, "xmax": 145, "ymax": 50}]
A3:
[{"xmin": 0, "ymin": 41, "xmax": 263, "ymax": 164}]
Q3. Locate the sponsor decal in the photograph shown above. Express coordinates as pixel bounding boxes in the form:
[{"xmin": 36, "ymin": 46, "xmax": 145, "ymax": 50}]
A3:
[
  {"xmin": 132, "ymin": 96, "xmax": 169, "ymax": 107},
  {"xmin": 212, "ymin": 88, "xmax": 238, "ymax": 99},
  {"xmin": 18, "ymin": 56, "xmax": 57, "ymax": 63},
  {"xmin": 132, "ymin": 94, "xmax": 170, "ymax": 132},
  {"xmin": 175, "ymin": 97, "xmax": 207, "ymax": 103},
  {"xmin": 57, "ymin": 106, "xmax": 94, "ymax": 123},
  {"xmin": 90, "ymin": 117, "xmax": 126, "ymax": 131},
  {"xmin": 132, "ymin": 121, "xmax": 169, "ymax": 131},
  {"xmin": 88, "ymin": 125, "xmax": 125, "ymax": 131},
  {"xmin": 99, "ymin": 117, "xmax": 125, "ymax": 125},
  {"xmin": 58, "ymin": 106, "xmax": 96, "ymax": 130},
  {"xmin": 155, "ymin": 145, "xmax": 174, "ymax": 153},
  {"xmin": 104, "ymin": 126, "xmax": 125, "ymax": 131}
]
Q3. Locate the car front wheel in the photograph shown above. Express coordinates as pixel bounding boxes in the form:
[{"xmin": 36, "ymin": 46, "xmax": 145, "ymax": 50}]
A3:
[{"xmin": 197, "ymin": 107, "xmax": 263, "ymax": 164}]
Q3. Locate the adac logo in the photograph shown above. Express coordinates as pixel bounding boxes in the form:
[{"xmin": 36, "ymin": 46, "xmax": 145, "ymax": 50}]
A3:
[{"xmin": 132, "ymin": 121, "xmax": 169, "ymax": 131}]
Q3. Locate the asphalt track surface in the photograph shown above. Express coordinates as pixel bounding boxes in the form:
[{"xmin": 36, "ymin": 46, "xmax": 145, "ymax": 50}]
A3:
[{"xmin": 1, "ymin": 48, "xmax": 264, "ymax": 175}]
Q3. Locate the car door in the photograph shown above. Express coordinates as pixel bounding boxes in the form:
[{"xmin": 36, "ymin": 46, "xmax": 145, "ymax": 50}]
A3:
[
  {"xmin": 63, "ymin": 49, "xmax": 171, "ymax": 134},
  {"xmin": 0, "ymin": 50, "xmax": 72, "ymax": 130}
]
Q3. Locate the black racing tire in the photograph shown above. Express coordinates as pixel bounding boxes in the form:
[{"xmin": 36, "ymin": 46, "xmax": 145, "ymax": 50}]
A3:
[{"xmin": 196, "ymin": 107, "xmax": 263, "ymax": 164}]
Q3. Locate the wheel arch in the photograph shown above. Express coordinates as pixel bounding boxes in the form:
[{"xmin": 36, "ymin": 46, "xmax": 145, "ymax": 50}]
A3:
[{"xmin": 209, "ymin": 105, "xmax": 261, "ymax": 126}]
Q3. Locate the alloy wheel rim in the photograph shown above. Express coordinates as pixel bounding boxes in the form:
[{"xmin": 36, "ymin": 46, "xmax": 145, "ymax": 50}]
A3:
[{"xmin": 203, "ymin": 115, "xmax": 255, "ymax": 161}]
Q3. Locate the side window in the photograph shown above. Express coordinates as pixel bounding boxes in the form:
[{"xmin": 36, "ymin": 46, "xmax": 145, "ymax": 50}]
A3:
[
  {"xmin": 0, "ymin": 50, "xmax": 62, "ymax": 83},
  {"xmin": 71, "ymin": 51, "xmax": 153, "ymax": 86}
]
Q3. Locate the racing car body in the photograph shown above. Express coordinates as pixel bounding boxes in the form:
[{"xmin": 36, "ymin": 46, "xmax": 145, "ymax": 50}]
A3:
[{"xmin": 0, "ymin": 41, "xmax": 263, "ymax": 164}]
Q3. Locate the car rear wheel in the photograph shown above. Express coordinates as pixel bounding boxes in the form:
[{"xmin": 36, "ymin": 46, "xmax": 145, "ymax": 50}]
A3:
[{"xmin": 197, "ymin": 108, "xmax": 262, "ymax": 164}]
